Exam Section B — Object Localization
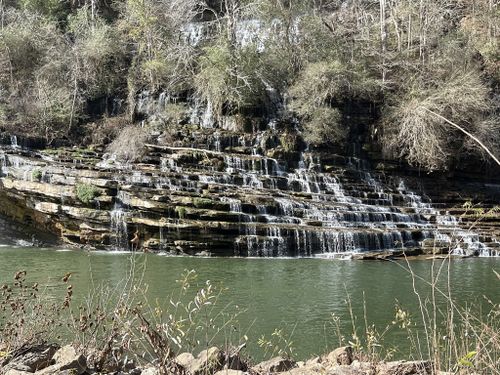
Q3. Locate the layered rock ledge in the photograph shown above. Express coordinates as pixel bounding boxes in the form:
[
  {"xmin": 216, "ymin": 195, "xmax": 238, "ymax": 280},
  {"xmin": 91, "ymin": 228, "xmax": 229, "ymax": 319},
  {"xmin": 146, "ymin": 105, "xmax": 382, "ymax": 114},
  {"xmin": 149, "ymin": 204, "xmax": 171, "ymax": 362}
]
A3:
[{"xmin": 0, "ymin": 126, "xmax": 499, "ymax": 257}]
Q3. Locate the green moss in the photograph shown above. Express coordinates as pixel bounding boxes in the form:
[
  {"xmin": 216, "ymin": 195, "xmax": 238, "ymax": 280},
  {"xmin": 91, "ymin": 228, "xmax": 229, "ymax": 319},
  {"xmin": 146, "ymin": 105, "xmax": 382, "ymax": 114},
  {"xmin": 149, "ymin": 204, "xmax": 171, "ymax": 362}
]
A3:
[
  {"xmin": 76, "ymin": 183, "xmax": 101, "ymax": 204},
  {"xmin": 31, "ymin": 169, "xmax": 42, "ymax": 181},
  {"xmin": 193, "ymin": 198, "xmax": 213, "ymax": 209},
  {"xmin": 175, "ymin": 206, "xmax": 187, "ymax": 219}
]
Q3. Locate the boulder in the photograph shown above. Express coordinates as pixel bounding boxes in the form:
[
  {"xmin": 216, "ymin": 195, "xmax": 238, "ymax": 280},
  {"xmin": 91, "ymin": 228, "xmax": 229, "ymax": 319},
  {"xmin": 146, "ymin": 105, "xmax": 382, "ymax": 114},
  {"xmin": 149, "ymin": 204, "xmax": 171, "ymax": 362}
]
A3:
[
  {"xmin": 4, "ymin": 370, "xmax": 32, "ymax": 375},
  {"xmin": 289, "ymin": 359, "xmax": 378, "ymax": 375},
  {"xmin": 304, "ymin": 357, "xmax": 321, "ymax": 366},
  {"xmin": 176, "ymin": 352, "xmax": 195, "ymax": 368},
  {"xmin": 36, "ymin": 345, "xmax": 87, "ymax": 375},
  {"xmin": 223, "ymin": 347, "xmax": 248, "ymax": 371},
  {"xmin": 2, "ymin": 344, "xmax": 59, "ymax": 373},
  {"xmin": 141, "ymin": 366, "xmax": 160, "ymax": 375},
  {"xmin": 252, "ymin": 356, "xmax": 297, "ymax": 374},
  {"xmin": 188, "ymin": 347, "xmax": 224, "ymax": 375},
  {"xmin": 324, "ymin": 347, "xmax": 353, "ymax": 366},
  {"xmin": 377, "ymin": 360, "xmax": 433, "ymax": 375},
  {"xmin": 213, "ymin": 370, "xmax": 246, "ymax": 375}
]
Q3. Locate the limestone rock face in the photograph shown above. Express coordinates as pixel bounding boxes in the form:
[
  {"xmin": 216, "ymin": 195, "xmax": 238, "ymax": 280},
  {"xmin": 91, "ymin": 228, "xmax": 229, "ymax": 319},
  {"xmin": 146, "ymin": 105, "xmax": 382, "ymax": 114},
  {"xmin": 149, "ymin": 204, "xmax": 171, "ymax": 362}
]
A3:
[{"xmin": 0, "ymin": 126, "xmax": 498, "ymax": 257}]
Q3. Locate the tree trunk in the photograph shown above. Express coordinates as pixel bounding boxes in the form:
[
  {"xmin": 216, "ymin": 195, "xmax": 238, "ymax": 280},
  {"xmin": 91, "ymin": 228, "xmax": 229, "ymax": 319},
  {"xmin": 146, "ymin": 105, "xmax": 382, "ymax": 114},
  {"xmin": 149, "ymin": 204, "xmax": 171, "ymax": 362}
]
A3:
[
  {"xmin": 0, "ymin": 0, "xmax": 4, "ymax": 30},
  {"xmin": 379, "ymin": 0, "xmax": 387, "ymax": 82}
]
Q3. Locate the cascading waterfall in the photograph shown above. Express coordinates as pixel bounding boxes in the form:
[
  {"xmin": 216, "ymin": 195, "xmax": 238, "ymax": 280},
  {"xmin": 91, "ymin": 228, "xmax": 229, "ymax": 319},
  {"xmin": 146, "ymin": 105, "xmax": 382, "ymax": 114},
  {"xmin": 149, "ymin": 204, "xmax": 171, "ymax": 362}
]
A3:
[
  {"xmin": 397, "ymin": 180, "xmax": 496, "ymax": 257},
  {"xmin": 0, "ymin": 153, "xmax": 7, "ymax": 176},
  {"xmin": 2, "ymin": 98, "xmax": 496, "ymax": 257},
  {"xmin": 110, "ymin": 193, "xmax": 129, "ymax": 251},
  {"xmin": 10, "ymin": 135, "xmax": 19, "ymax": 149},
  {"xmin": 193, "ymin": 126, "xmax": 460, "ymax": 257}
]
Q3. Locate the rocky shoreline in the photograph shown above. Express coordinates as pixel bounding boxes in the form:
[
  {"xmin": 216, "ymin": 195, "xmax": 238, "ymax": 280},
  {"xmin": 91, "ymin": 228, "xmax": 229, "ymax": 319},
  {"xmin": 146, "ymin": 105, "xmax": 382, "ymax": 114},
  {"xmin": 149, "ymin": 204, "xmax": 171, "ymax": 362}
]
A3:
[{"xmin": 1, "ymin": 343, "xmax": 456, "ymax": 375}]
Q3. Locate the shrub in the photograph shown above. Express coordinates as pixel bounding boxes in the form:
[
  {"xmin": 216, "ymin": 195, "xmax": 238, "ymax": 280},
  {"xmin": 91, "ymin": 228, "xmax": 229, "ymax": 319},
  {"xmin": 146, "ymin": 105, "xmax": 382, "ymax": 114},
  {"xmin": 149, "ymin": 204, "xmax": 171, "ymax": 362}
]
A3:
[
  {"xmin": 0, "ymin": 271, "xmax": 71, "ymax": 352},
  {"xmin": 194, "ymin": 38, "xmax": 264, "ymax": 122},
  {"xmin": 380, "ymin": 68, "xmax": 490, "ymax": 171},
  {"xmin": 76, "ymin": 183, "xmax": 101, "ymax": 204},
  {"xmin": 81, "ymin": 116, "xmax": 131, "ymax": 146},
  {"xmin": 106, "ymin": 126, "xmax": 149, "ymax": 163},
  {"xmin": 302, "ymin": 107, "xmax": 345, "ymax": 145},
  {"xmin": 31, "ymin": 169, "xmax": 42, "ymax": 181},
  {"xmin": 289, "ymin": 60, "xmax": 381, "ymax": 146},
  {"xmin": 193, "ymin": 198, "xmax": 214, "ymax": 209},
  {"xmin": 175, "ymin": 206, "xmax": 187, "ymax": 219}
]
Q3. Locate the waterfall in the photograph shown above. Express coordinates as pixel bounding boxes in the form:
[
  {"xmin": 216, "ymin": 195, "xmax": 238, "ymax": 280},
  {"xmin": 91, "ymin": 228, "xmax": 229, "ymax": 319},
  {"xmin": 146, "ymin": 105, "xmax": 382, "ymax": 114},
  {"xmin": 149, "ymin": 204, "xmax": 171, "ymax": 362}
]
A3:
[
  {"xmin": 221, "ymin": 197, "xmax": 242, "ymax": 213},
  {"xmin": 397, "ymin": 180, "xmax": 495, "ymax": 256},
  {"xmin": 10, "ymin": 135, "xmax": 19, "ymax": 149},
  {"xmin": 110, "ymin": 194, "xmax": 129, "ymax": 251},
  {"xmin": 2, "ymin": 114, "xmax": 494, "ymax": 258},
  {"xmin": 0, "ymin": 153, "xmax": 7, "ymax": 176}
]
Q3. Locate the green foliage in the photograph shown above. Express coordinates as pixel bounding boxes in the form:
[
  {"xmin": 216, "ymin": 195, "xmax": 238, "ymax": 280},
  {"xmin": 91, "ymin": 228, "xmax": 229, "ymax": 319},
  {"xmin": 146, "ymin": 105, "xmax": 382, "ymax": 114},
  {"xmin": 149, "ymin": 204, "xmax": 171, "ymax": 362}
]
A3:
[
  {"xmin": 31, "ymin": 169, "xmax": 42, "ymax": 181},
  {"xmin": 0, "ymin": 0, "xmax": 497, "ymax": 170},
  {"xmin": 76, "ymin": 183, "xmax": 101, "ymax": 204},
  {"xmin": 457, "ymin": 351, "xmax": 477, "ymax": 368},
  {"xmin": 18, "ymin": 0, "xmax": 68, "ymax": 21},
  {"xmin": 194, "ymin": 38, "xmax": 263, "ymax": 121},
  {"xmin": 193, "ymin": 198, "xmax": 214, "ymax": 209},
  {"xmin": 175, "ymin": 206, "xmax": 187, "ymax": 219},
  {"xmin": 119, "ymin": 0, "xmax": 198, "ymax": 92},
  {"xmin": 258, "ymin": 328, "xmax": 296, "ymax": 359},
  {"xmin": 289, "ymin": 60, "xmax": 381, "ymax": 145},
  {"xmin": 302, "ymin": 107, "xmax": 344, "ymax": 145},
  {"xmin": 68, "ymin": 6, "xmax": 127, "ymax": 99},
  {"xmin": 195, "ymin": 41, "xmax": 233, "ymax": 118}
]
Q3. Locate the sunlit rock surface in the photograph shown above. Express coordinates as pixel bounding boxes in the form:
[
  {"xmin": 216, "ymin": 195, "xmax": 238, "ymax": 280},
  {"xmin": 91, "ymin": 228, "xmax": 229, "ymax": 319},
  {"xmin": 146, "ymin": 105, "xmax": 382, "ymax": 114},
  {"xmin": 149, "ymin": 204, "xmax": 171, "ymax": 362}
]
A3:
[{"xmin": 0, "ymin": 125, "xmax": 499, "ymax": 257}]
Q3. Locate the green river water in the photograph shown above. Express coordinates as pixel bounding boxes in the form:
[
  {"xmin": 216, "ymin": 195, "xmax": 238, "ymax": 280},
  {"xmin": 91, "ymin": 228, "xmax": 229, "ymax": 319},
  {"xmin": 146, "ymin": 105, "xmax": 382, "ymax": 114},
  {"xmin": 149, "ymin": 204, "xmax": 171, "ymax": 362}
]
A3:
[{"xmin": 0, "ymin": 246, "xmax": 498, "ymax": 361}]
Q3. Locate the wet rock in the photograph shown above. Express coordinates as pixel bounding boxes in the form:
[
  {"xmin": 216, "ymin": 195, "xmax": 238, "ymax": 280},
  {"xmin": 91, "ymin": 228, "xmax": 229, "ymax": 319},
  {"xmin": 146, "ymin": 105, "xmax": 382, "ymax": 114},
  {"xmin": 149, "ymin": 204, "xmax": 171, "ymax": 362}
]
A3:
[
  {"xmin": 324, "ymin": 346, "xmax": 353, "ymax": 366},
  {"xmin": 252, "ymin": 356, "xmax": 297, "ymax": 373},
  {"xmin": 196, "ymin": 250, "xmax": 212, "ymax": 257}
]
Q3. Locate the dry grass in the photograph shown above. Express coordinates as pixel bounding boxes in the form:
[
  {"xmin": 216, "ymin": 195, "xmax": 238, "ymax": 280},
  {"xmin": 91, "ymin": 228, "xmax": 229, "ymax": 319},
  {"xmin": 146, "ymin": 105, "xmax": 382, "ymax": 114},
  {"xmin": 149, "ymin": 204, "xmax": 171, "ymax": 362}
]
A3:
[{"xmin": 106, "ymin": 125, "xmax": 149, "ymax": 164}]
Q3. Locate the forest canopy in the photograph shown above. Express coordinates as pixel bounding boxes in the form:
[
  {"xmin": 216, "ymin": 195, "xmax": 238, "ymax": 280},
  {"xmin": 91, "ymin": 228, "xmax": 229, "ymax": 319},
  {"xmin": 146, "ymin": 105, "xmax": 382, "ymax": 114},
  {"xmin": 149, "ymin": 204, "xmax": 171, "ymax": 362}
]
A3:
[{"xmin": 0, "ymin": 0, "xmax": 498, "ymax": 171}]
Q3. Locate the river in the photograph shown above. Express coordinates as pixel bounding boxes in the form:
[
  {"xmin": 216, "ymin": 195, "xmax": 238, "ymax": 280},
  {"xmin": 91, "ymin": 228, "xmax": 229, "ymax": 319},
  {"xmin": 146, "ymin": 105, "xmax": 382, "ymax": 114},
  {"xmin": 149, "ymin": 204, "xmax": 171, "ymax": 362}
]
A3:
[{"xmin": 0, "ymin": 245, "xmax": 498, "ymax": 361}]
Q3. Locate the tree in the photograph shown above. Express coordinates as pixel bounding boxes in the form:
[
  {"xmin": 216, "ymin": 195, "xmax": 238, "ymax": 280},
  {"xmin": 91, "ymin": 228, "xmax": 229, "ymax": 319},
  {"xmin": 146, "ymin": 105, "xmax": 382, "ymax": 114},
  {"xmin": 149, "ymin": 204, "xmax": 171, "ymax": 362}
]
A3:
[
  {"xmin": 289, "ymin": 60, "xmax": 381, "ymax": 145},
  {"xmin": 380, "ymin": 68, "xmax": 490, "ymax": 170}
]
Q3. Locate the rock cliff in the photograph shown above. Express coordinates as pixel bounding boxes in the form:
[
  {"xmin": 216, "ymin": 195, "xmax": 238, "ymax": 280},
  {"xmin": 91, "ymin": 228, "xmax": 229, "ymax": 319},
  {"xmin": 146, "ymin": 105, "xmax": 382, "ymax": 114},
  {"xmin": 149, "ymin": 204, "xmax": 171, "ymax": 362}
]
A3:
[{"xmin": 0, "ymin": 121, "xmax": 498, "ymax": 257}]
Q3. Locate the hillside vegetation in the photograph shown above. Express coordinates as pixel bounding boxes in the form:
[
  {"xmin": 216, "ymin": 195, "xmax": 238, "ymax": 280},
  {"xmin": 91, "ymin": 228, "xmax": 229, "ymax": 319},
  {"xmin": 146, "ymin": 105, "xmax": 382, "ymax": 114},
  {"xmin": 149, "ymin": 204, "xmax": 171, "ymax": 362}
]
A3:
[{"xmin": 0, "ymin": 0, "xmax": 499, "ymax": 171}]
